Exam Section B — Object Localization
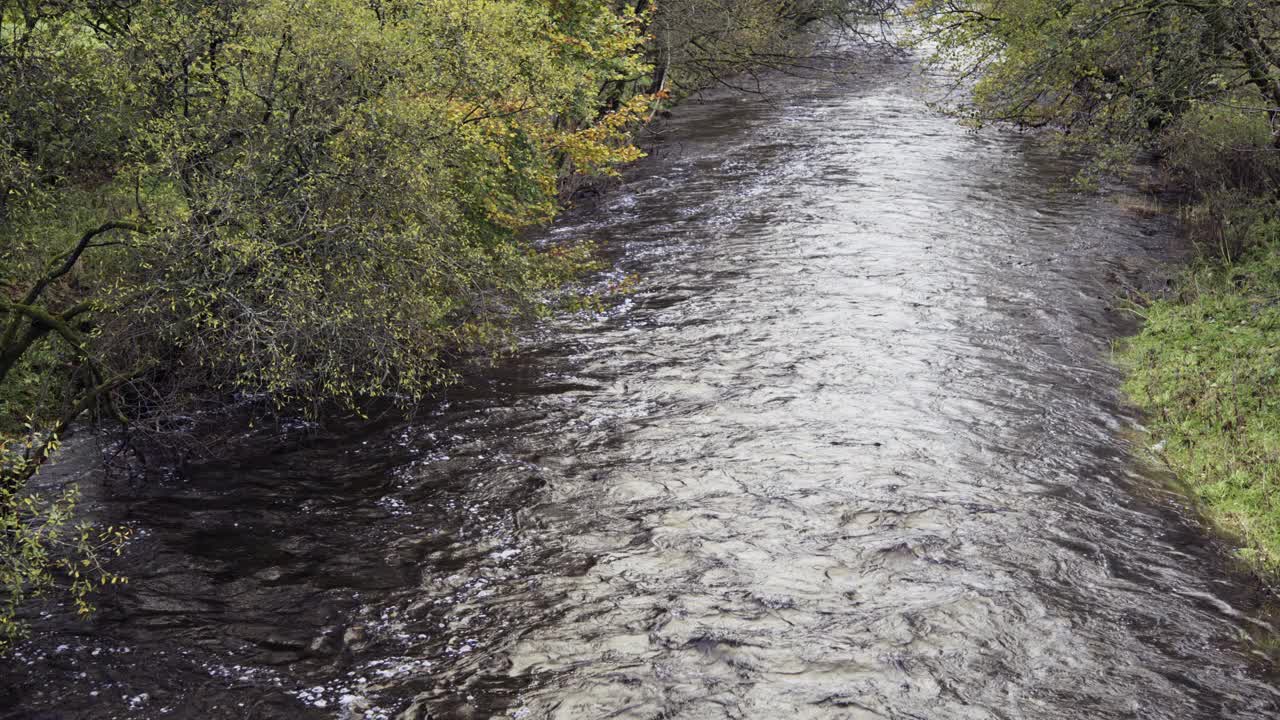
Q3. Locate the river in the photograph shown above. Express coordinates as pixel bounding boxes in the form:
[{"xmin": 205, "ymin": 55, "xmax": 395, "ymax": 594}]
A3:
[{"xmin": 3, "ymin": 51, "xmax": 1279, "ymax": 720}]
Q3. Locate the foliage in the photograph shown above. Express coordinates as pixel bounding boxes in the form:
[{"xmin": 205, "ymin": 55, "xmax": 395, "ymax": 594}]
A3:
[
  {"xmin": 2, "ymin": 0, "xmax": 657, "ymax": 425},
  {"xmin": 1, "ymin": 431, "xmax": 129, "ymax": 651},
  {"xmin": 1164, "ymin": 105, "xmax": 1280, "ymax": 198},
  {"xmin": 0, "ymin": 0, "xmax": 882, "ymax": 433}
]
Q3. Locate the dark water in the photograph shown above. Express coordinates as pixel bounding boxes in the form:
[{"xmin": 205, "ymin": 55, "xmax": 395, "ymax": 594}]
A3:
[{"xmin": 5, "ymin": 54, "xmax": 1280, "ymax": 720}]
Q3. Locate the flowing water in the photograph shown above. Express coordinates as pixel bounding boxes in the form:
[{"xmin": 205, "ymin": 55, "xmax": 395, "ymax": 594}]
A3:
[{"xmin": 5, "ymin": 53, "xmax": 1280, "ymax": 720}]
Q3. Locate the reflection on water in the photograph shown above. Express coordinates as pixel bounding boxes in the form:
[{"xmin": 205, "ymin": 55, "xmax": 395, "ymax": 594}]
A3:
[{"xmin": 4, "ymin": 54, "xmax": 1279, "ymax": 720}]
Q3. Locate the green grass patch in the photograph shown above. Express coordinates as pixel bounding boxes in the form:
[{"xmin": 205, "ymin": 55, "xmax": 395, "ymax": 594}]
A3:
[{"xmin": 1120, "ymin": 224, "xmax": 1280, "ymax": 571}]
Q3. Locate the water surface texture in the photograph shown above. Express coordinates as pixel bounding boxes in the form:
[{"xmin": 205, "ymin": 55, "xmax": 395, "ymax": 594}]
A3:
[{"xmin": 5, "ymin": 55, "xmax": 1280, "ymax": 720}]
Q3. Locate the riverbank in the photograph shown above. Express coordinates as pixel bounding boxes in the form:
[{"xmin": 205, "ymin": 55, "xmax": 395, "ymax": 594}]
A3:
[{"xmin": 1120, "ymin": 205, "xmax": 1280, "ymax": 575}]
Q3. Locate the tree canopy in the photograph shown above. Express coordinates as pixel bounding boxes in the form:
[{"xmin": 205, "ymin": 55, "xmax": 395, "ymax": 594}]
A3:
[{"xmin": 1, "ymin": 0, "xmax": 655, "ymax": 427}]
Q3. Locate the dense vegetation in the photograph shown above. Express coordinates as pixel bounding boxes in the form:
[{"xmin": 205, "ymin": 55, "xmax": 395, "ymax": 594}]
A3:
[
  {"xmin": 0, "ymin": 0, "xmax": 883, "ymax": 648},
  {"xmin": 910, "ymin": 0, "xmax": 1280, "ymax": 569}
]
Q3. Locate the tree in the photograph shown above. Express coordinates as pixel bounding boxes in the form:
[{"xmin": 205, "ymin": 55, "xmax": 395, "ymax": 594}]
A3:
[{"xmin": 1, "ymin": 0, "xmax": 653, "ymax": 432}]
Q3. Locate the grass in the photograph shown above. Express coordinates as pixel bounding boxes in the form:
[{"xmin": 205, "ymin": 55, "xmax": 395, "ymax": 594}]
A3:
[{"xmin": 1120, "ymin": 226, "xmax": 1280, "ymax": 571}]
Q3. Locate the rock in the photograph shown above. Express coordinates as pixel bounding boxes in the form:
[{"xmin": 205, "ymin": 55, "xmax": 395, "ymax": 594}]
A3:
[
  {"xmin": 339, "ymin": 693, "xmax": 371, "ymax": 719},
  {"xmin": 343, "ymin": 625, "xmax": 369, "ymax": 653}
]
